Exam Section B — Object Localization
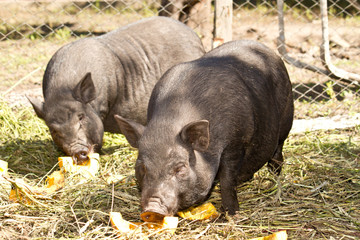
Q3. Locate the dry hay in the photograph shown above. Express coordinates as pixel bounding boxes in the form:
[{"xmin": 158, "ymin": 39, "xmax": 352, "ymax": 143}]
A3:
[{"xmin": 0, "ymin": 99, "xmax": 359, "ymax": 239}]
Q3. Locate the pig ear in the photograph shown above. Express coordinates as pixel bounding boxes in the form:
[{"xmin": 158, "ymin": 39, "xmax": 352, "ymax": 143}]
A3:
[
  {"xmin": 180, "ymin": 120, "xmax": 210, "ymax": 152},
  {"xmin": 114, "ymin": 115, "xmax": 145, "ymax": 148},
  {"xmin": 27, "ymin": 95, "xmax": 45, "ymax": 119},
  {"xmin": 73, "ymin": 72, "xmax": 96, "ymax": 104}
]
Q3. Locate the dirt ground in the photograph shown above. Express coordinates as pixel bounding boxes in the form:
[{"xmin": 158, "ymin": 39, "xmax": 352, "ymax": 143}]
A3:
[{"xmin": 1, "ymin": 3, "xmax": 360, "ymax": 115}]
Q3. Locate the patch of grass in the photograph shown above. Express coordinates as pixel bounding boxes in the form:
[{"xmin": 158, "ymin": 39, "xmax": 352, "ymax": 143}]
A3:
[
  {"xmin": 0, "ymin": 99, "xmax": 140, "ymax": 238},
  {"xmin": 325, "ymin": 81, "xmax": 336, "ymax": 100},
  {"xmin": 52, "ymin": 27, "xmax": 73, "ymax": 41},
  {"xmin": 294, "ymin": 96, "xmax": 360, "ymax": 119},
  {"xmin": 0, "ymin": 100, "xmax": 359, "ymax": 239},
  {"xmin": 0, "ymin": 39, "xmax": 64, "ymax": 91},
  {"xmin": 334, "ymin": 58, "xmax": 360, "ymax": 69},
  {"xmin": 345, "ymin": 15, "xmax": 360, "ymax": 25},
  {"xmin": 0, "ymin": 99, "xmax": 57, "ymax": 176}
]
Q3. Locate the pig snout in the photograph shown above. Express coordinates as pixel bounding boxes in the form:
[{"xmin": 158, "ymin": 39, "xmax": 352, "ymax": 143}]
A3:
[
  {"xmin": 73, "ymin": 150, "xmax": 89, "ymax": 163},
  {"xmin": 141, "ymin": 188, "xmax": 179, "ymax": 217},
  {"xmin": 70, "ymin": 143, "xmax": 92, "ymax": 164},
  {"xmin": 142, "ymin": 197, "xmax": 169, "ymax": 216}
]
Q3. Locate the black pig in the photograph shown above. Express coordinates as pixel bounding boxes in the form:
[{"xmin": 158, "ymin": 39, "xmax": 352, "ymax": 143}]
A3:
[
  {"xmin": 115, "ymin": 40, "xmax": 294, "ymax": 216},
  {"xmin": 27, "ymin": 16, "xmax": 205, "ymax": 163}
]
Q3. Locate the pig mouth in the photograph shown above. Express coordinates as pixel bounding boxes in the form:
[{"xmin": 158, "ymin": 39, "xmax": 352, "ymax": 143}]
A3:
[
  {"xmin": 72, "ymin": 151, "xmax": 89, "ymax": 164},
  {"xmin": 140, "ymin": 211, "xmax": 166, "ymax": 222},
  {"xmin": 68, "ymin": 142, "xmax": 93, "ymax": 164}
]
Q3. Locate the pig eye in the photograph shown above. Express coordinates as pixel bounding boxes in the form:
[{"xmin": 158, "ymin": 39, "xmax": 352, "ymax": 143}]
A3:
[
  {"xmin": 78, "ymin": 114, "xmax": 85, "ymax": 121},
  {"xmin": 174, "ymin": 164, "xmax": 187, "ymax": 177}
]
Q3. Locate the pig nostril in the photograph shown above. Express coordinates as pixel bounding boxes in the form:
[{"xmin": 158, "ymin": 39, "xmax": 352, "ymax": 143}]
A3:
[
  {"xmin": 73, "ymin": 151, "xmax": 89, "ymax": 164},
  {"xmin": 80, "ymin": 152, "xmax": 87, "ymax": 159}
]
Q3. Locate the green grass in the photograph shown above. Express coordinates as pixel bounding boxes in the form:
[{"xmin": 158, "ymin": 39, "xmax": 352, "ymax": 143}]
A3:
[
  {"xmin": 293, "ymin": 92, "xmax": 360, "ymax": 119},
  {"xmin": 334, "ymin": 59, "xmax": 360, "ymax": 69},
  {"xmin": 0, "ymin": 100, "xmax": 359, "ymax": 239}
]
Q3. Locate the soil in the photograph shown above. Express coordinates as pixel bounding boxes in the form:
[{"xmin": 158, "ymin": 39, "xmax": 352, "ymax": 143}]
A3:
[{"xmin": 1, "ymin": 3, "xmax": 360, "ymax": 120}]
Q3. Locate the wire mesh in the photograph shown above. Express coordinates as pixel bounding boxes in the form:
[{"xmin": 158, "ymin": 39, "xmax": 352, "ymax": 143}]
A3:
[{"xmin": 1, "ymin": 0, "xmax": 359, "ymax": 120}]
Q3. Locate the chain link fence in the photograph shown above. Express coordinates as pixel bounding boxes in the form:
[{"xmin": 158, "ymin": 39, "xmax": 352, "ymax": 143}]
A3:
[
  {"xmin": 232, "ymin": 0, "xmax": 360, "ymax": 120},
  {"xmin": 1, "ymin": 0, "xmax": 359, "ymax": 120}
]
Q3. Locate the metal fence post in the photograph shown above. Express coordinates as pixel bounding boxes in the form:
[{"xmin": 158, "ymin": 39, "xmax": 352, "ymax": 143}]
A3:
[
  {"xmin": 276, "ymin": 0, "xmax": 329, "ymax": 76},
  {"xmin": 319, "ymin": 0, "xmax": 360, "ymax": 84}
]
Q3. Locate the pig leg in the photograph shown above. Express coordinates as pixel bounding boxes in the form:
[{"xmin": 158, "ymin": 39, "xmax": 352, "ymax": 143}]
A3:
[
  {"xmin": 267, "ymin": 143, "xmax": 284, "ymax": 175},
  {"xmin": 218, "ymin": 149, "xmax": 245, "ymax": 215},
  {"xmin": 268, "ymin": 143, "xmax": 285, "ymax": 203},
  {"xmin": 219, "ymin": 171, "xmax": 239, "ymax": 215}
]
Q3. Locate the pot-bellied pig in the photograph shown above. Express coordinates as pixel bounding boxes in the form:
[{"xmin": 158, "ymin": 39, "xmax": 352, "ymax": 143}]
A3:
[
  {"xmin": 115, "ymin": 40, "xmax": 294, "ymax": 216},
  {"xmin": 27, "ymin": 16, "xmax": 205, "ymax": 163}
]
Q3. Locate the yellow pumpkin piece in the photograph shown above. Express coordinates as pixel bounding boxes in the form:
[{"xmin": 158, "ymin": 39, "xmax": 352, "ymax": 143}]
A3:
[
  {"xmin": 162, "ymin": 216, "xmax": 179, "ymax": 234},
  {"xmin": 8, "ymin": 179, "xmax": 45, "ymax": 205},
  {"xmin": 9, "ymin": 179, "xmax": 33, "ymax": 204},
  {"xmin": 249, "ymin": 230, "xmax": 288, "ymax": 240},
  {"xmin": 45, "ymin": 171, "xmax": 65, "ymax": 193},
  {"xmin": 140, "ymin": 212, "xmax": 178, "ymax": 233},
  {"xmin": 177, "ymin": 202, "xmax": 219, "ymax": 220},
  {"xmin": 0, "ymin": 160, "xmax": 8, "ymax": 176},
  {"xmin": 0, "ymin": 161, "xmax": 10, "ymax": 199},
  {"xmin": 140, "ymin": 211, "xmax": 165, "ymax": 223},
  {"xmin": 110, "ymin": 212, "xmax": 178, "ymax": 235},
  {"xmin": 9, "ymin": 187, "xmax": 32, "ymax": 204},
  {"xmin": 9, "ymin": 171, "xmax": 64, "ymax": 204},
  {"xmin": 110, "ymin": 212, "xmax": 140, "ymax": 233},
  {"xmin": 58, "ymin": 153, "xmax": 99, "ymax": 179}
]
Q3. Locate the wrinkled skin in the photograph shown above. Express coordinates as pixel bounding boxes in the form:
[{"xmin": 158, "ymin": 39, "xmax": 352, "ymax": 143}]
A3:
[
  {"xmin": 27, "ymin": 16, "xmax": 205, "ymax": 163},
  {"xmin": 115, "ymin": 40, "xmax": 294, "ymax": 216}
]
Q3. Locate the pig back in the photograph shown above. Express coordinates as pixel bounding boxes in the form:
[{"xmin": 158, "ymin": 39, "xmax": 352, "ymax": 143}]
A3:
[
  {"xmin": 202, "ymin": 40, "xmax": 293, "ymax": 143},
  {"xmin": 43, "ymin": 16, "xmax": 205, "ymax": 132},
  {"xmin": 97, "ymin": 16, "xmax": 206, "ymax": 127},
  {"xmin": 148, "ymin": 40, "xmax": 293, "ymax": 156},
  {"xmin": 99, "ymin": 16, "xmax": 205, "ymax": 74}
]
